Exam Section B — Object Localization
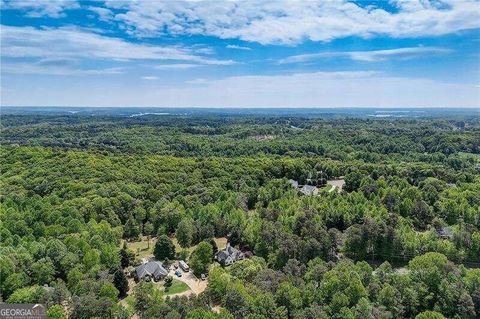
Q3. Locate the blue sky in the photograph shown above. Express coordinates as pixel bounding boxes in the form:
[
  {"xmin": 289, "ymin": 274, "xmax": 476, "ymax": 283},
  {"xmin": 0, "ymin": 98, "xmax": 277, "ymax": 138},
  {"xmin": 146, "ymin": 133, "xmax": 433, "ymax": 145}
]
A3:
[{"xmin": 1, "ymin": 0, "xmax": 479, "ymax": 108}]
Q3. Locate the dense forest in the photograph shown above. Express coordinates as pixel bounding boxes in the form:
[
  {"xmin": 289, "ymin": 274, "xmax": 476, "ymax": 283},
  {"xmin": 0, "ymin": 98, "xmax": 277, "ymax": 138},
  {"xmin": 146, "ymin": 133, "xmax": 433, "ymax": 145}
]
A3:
[{"xmin": 1, "ymin": 111, "xmax": 479, "ymax": 319}]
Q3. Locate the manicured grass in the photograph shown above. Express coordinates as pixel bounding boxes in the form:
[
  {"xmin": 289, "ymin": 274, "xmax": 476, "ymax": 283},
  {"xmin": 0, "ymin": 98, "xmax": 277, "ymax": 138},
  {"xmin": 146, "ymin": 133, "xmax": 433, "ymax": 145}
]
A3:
[
  {"xmin": 151, "ymin": 278, "xmax": 190, "ymax": 296},
  {"xmin": 121, "ymin": 278, "xmax": 191, "ymax": 309},
  {"xmin": 163, "ymin": 279, "xmax": 190, "ymax": 295}
]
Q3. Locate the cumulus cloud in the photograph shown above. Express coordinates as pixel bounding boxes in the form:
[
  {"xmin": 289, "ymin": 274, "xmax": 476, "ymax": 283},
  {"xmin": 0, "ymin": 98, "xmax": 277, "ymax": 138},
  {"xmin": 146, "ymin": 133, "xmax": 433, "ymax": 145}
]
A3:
[
  {"xmin": 279, "ymin": 47, "xmax": 454, "ymax": 64},
  {"xmin": 100, "ymin": 0, "xmax": 480, "ymax": 44},
  {"xmin": 1, "ymin": 0, "xmax": 80, "ymax": 18},
  {"xmin": 4, "ymin": 1, "xmax": 479, "ymax": 44},
  {"xmin": 0, "ymin": 25, "xmax": 235, "ymax": 64},
  {"xmin": 87, "ymin": 6, "xmax": 114, "ymax": 21}
]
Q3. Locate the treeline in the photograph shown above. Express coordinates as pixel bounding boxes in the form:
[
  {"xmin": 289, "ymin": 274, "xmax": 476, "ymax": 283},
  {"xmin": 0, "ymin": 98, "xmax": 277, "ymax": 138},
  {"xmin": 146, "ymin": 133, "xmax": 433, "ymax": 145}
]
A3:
[{"xmin": 1, "ymin": 116, "xmax": 479, "ymax": 161}]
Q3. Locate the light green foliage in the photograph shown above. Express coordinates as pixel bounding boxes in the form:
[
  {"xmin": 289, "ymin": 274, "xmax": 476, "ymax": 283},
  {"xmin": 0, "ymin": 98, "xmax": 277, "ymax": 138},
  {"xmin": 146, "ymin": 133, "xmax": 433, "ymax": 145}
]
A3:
[
  {"xmin": 190, "ymin": 241, "xmax": 213, "ymax": 276},
  {"xmin": 6, "ymin": 285, "xmax": 45, "ymax": 303},
  {"xmin": 208, "ymin": 267, "xmax": 232, "ymax": 300},
  {"xmin": 415, "ymin": 310, "xmax": 446, "ymax": 319},
  {"xmin": 186, "ymin": 309, "xmax": 219, "ymax": 319},
  {"xmin": 31, "ymin": 258, "xmax": 55, "ymax": 285},
  {"xmin": 99, "ymin": 282, "xmax": 119, "ymax": 301},
  {"xmin": 275, "ymin": 282, "xmax": 303, "ymax": 314},
  {"xmin": 47, "ymin": 305, "xmax": 66, "ymax": 319},
  {"xmin": 229, "ymin": 257, "xmax": 266, "ymax": 281},
  {"xmin": 176, "ymin": 218, "xmax": 194, "ymax": 248}
]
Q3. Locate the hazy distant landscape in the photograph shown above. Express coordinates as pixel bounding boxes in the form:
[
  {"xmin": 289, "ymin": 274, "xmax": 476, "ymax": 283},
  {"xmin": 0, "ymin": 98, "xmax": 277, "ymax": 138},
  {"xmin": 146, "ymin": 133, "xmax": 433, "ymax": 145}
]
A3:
[{"xmin": 2, "ymin": 106, "xmax": 477, "ymax": 118}]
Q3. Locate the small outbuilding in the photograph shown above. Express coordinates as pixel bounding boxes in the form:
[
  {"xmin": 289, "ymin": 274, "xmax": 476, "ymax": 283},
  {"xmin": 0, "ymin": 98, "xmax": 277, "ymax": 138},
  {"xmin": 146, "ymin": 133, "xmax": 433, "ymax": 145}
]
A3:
[{"xmin": 134, "ymin": 261, "xmax": 168, "ymax": 282}]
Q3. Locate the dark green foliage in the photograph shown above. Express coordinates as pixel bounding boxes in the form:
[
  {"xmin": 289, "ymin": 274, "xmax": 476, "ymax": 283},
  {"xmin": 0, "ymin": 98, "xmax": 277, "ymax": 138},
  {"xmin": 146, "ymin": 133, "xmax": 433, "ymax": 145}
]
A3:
[
  {"xmin": 154, "ymin": 235, "xmax": 176, "ymax": 261},
  {"xmin": 164, "ymin": 276, "xmax": 173, "ymax": 291},
  {"xmin": 119, "ymin": 248, "xmax": 131, "ymax": 268},
  {"xmin": 112, "ymin": 268, "xmax": 129, "ymax": 298}
]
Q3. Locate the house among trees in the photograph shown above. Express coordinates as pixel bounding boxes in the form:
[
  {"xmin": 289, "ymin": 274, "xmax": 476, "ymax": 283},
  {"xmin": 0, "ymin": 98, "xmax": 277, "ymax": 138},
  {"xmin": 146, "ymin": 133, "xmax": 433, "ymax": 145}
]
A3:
[
  {"xmin": 134, "ymin": 261, "xmax": 168, "ymax": 282},
  {"xmin": 215, "ymin": 243, "xmax": 245, "ymax": 266},
  {"xmin": 288, "ymin": 179, "xmax": 319, "ymax": 196},
  {"xmin": 299, "ymin": 184, "xmax": 319, "ymax": 196},
  {"xmin": 436, "ymin": 226, "xmax": 453, "ymax": 239},
  {"xmin": 288, "ymin": 179, "xmax": 299, "ymax": 188}
]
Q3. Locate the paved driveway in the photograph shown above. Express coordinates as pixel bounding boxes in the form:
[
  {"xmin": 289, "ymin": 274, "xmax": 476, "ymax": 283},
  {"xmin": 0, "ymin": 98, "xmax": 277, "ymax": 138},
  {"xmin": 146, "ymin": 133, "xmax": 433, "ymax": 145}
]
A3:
[{"xmin": 168, "ymin": 268, "xmax": 207, "ymax": 295}]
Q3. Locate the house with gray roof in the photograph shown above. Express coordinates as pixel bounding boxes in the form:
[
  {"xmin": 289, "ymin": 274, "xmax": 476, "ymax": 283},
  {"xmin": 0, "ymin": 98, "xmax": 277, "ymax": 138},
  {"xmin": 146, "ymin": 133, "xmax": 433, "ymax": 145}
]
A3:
[
  {"xmin": 134, "ymin": 261, "xmax": 168, "ymax": 282},
  {"xmin": 288, "ymin": 179, "xmax": 319, "ymax": 196},
  {"xmin": 215, "ymin": 243, "xmax": 245, "ymax": 266},
  {"xmin": 299, "ymin": 184, "xmax": 318, "ymax": 196},
  {"xmin": 437, "ymin": 226, "xmax": 453, "ymax": 239},
  {"xmin": 288, "ymin": 179, "xmax": 299, "ymax": 188}
]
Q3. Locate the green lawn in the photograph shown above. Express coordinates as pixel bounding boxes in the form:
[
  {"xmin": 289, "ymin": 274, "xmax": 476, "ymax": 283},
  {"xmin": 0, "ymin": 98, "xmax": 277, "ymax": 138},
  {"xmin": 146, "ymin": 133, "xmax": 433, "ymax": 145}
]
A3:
[
  {"xmin": 162, "ymin": 279, "xmax": 190, "ymax": 295},
  {"xmin": 120, "ymin": 278, "xmax": 190, "ymax": 313},
  {"xmin": 150, "ymin": 278, "xmax": 190, "ymax": 296}
]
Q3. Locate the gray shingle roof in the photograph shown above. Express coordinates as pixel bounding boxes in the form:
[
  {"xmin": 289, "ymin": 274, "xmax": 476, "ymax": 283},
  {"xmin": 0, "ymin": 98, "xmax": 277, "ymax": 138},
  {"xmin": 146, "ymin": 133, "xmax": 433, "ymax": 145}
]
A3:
[
  {"xmin": 215, "ymin": 243, "xmax": 244, "ymax": 265},
  {"xmin": 300, "ymin": 185, "xmax": 318, "ymax": 196},
  {"xmin": 135, "ymin": 261, "xmax": 168, "ymax": 280}
]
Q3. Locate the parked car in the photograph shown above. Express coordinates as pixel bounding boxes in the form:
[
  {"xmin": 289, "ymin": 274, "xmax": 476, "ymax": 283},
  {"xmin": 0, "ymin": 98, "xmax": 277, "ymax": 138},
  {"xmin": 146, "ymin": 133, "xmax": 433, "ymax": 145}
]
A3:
[{"xmin": 175, "ymin": 270, "xmax": 182, "ymax": 277}]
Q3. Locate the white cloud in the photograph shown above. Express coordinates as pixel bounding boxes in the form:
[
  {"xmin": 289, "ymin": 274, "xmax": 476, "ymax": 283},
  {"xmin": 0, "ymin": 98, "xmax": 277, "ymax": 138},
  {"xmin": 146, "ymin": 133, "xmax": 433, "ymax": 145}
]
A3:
[
  {"xmin": 279, "ymin": 47, "xmax": 454, "ymax": 64},
  {"xmin": 102, "ymin": 0, "xmax": 480, "ymax": 45},
  {"xmin": 1, "ymin": 61, "xmax": 124, "ymax": 76},
  {"xmin": 4, "ymin": 71, "xmax": 478, "ymax": 108},
  {"xmin": 226, "ymin": 45, "xmax": 252, "ymax": 51},
  {"xmin": 1, "ymin": 0, "xmax": 80, "ymax": 18},
  {"xmin": 194, "ymin": 47, "xmax": 215, "ymax": 55},
  {"xmin": 87, "ymin": 6, "xmax": 114, "ymax": 21},
  {"xmin": 154, "ymin": 64, "xmax": 200, "ymax": 70},
  {"xmin": 0, "ymin": 25, "xmax": 236, "ymax": 65},
  {"xmin": 4, "ymin": 1, "xmax": 479, "ymax": 45},
  {"xmin": 142, "ymin": 76, "xmax": 158, "ymax": 80}
]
